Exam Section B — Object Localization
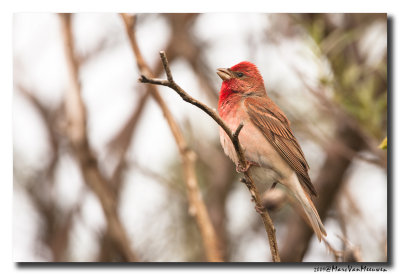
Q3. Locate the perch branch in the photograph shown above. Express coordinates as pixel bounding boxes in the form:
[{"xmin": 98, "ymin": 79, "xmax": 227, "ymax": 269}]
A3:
[
  {"xmin": 140, "ymin": 50, "xmax": 280, "ymax": 262},
  {"xmin": 120, "ymin": 13, "xmax": 223, "ymax": 262}
]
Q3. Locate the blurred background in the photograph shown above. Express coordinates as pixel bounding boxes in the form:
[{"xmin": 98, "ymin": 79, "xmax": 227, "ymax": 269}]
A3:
[{"xmin": 13, "ymin": 13, "xmax": 387, "ymax": 262}]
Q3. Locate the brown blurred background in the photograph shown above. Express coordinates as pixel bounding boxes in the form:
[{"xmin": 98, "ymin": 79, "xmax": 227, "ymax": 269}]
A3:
[{"xmin": 13, "ymin": 13, "xmax": 387, "ymax": 262}]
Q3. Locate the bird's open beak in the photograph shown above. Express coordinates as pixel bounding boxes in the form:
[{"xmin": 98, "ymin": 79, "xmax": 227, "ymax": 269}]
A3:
[{"xmin": 217, "ymin": 68, "xmax": 233, "ymax": 81}]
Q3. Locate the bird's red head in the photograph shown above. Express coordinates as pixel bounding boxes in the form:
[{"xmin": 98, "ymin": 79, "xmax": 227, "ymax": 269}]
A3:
[{"xmin": 217, "ymin": 61, "xmax": 265, "ymax": 107}]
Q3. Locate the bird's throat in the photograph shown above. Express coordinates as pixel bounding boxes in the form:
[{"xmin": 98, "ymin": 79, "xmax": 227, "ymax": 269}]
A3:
[{"xmin": 218, "ymin": 83, "xmax": 241, "ymax": 118}]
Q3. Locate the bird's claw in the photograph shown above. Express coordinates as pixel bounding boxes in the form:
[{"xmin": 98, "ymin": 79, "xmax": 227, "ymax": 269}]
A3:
[
  {"xmin": 255, "ymin": 204, "xmax": 265, "ymax": 215},
  {"xmin": 236, "ymin": 161, "xmax": 250, "ymax": 173},
  {"xmin": 236, "ymin": 161, "xmax": 259, "ymax": 173}
]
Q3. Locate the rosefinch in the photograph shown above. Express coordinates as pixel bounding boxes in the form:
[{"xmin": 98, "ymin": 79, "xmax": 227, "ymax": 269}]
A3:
[{"xmin": 217, "ymin": 61, "xmax": 326, "ymax": 241}]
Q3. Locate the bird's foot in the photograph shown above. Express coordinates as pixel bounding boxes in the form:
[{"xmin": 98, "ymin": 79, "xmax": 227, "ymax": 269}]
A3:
[
  {"xmin": 236, "ymin": 161, "xmax": 259, "ymax": 173},
  {"xmin": 255, "ymin": 204, "xmax": 265, "ymax": 215},
  {"xmin": 236, "ymin": 162, "xmax": 250, "ymax": 173}
]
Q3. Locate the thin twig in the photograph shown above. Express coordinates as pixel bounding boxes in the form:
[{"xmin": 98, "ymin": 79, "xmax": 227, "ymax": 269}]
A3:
[
  {"xmin": 140, "ymin": 50, "xmax": 281, "ymax": 262},
  {"xmin": 232, "ymin": 123, "xmax": 244, "ymax": 143},
  {"xmin": 120, "ymin": 13, "xmax": 223, "ymax": 262},
  {"xmin": 161, "ymin": 14, "xmax": 219, "ymax": 102},
  {"xmin": 322, "ymin": 238, "xmax": 343, "ymax": 261}
]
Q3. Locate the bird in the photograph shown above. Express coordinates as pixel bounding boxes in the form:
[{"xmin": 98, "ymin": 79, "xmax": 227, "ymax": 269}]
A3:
[{"xmin": 216, "ymin": 61, "xmax": 327, "ymax": 241}]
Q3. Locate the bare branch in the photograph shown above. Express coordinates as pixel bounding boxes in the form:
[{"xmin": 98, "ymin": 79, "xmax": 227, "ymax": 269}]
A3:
[
  {"xmin": 139, "ymin": 50, "xmax": 280, "ymax": 262},
  {"xmin": 120, "ymin": 13, "xmax": 223, "ymax": 262},
  {"xmin": 232, "ymin": 123, "xmax": 244, "ymax": 142},
  {"xmin": 161, "ymin": 14, "xmax": 219, "ymax": 102},
  {"xmin": 140, "ymin": 51, "xmax": 245, "ymax": 159},
  {"xmin": 107, "ymin": 31, "xmax": 183, "ymax": 191},
  {"xmin": 322, "ymin": 238, "xmax": 343, "ymax": 262},
  {"xmin": 108, "ymin": 90, "xmax": 151, "ymax": 190},
  {"xmin": 232, "ymin": 123, "xmax": 244, "ymax": 158},
  {"xmin": 59, "ymin": 13, "xmax": 136, "ymax": 262}
]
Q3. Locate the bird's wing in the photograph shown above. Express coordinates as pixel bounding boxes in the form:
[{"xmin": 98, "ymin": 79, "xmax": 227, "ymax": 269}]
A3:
[{"xmin": 244, "ymin": 96, "xmax": 317, "ymax": 196}]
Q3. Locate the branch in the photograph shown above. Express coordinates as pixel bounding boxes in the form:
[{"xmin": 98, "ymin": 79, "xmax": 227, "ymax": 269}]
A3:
[
  {"xmin": 120, "ymin": 13, "xmax": 223, "ymax": 262},
  {"xmin": 139, "ymin": 69, "xmax": 242, "ymax": 158},
  {"xmin": 140, "ymin": 50, "xmax": 280, "ymax": 262},
  {"xmin": 16, "ymin": 85, "xmax": 61, "ymax": 175},
  {"xmin": 108, "ymin": 90, "xmax": 151, "ymax": 191},
  {"xmin": 59, "ymin": 13, "xmax": 136, "ymax": 262},
  {"xmin": 107, "ymin": 33, "xmax": 183, "ymax": 191},
  {"xmin": 161, "ymin": 14, "xmax": 219, "ymax": 102}
]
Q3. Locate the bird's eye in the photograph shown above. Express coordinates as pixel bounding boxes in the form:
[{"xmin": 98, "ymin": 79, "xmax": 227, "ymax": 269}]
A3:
[{"xmin": 237, "ymin": 72, "xmax": 244, "ymax": 77}]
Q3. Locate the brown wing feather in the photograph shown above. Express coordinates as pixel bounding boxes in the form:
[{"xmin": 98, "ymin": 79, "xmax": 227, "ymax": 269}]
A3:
[{"xmin": 245, "ymin": 96, "xmax": 317, "ymax": 196}]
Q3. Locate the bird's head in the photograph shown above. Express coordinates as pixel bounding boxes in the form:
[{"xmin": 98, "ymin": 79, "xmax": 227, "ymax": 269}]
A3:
[{"xmin": 217, "ymin": 61, "xmax": 265, "ymax": 97}]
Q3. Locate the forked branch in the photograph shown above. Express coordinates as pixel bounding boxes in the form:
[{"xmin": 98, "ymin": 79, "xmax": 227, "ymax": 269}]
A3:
[{"xmin": 140, "ymin": 51, "xmax": 280, "ymax": 262}]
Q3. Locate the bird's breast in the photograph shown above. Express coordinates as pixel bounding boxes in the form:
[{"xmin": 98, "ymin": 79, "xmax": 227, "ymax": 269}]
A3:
[
  {"xmin": 219, "ymin": 104, "xmax": 243, "ymax": 165},
  {"xmin": 219, "ymin": 103, "xmax": 294, "ymax": 189}
]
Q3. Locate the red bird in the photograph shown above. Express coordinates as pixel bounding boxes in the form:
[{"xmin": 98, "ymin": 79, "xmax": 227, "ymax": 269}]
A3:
[{"xmin": 217, "ymin": 61, "xmax": 327, "ymax": 241}]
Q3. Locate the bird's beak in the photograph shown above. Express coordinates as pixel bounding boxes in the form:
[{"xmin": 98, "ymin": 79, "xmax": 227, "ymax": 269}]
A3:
[{"xmin": 217, "ymin": 68, "xmax": 233, "ymax": 81}]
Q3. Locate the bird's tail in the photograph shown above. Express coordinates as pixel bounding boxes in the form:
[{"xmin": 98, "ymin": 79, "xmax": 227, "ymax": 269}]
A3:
[{"xmin": 292, "ymin": 184, "xmax": 327, "ymax": 242}]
